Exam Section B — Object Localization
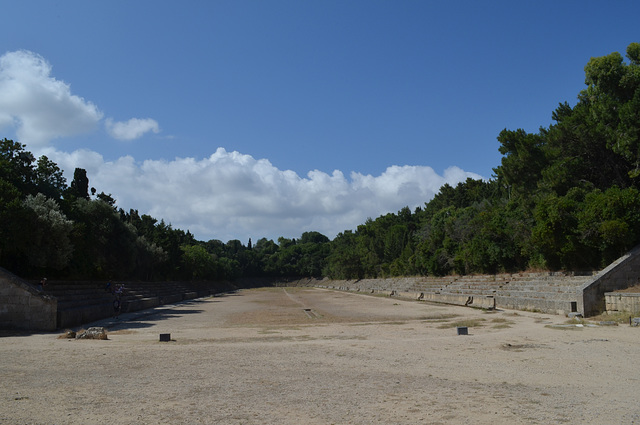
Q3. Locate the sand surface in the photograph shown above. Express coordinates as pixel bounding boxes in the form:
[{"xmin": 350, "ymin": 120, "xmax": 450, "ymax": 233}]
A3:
[{"xmin": 1, "ymin": 287, "xmax": 640, "ymax": 424}]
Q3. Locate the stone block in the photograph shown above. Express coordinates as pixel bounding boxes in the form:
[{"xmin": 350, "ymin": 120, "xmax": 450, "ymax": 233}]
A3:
[{"xmin": 76, "ymin": 327, "xmax": 108, "ymax": 339}]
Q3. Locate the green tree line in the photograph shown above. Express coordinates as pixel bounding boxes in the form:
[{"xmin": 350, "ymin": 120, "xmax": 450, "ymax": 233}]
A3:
[{"xmin": 2, "ymin": 43, "xmax": 640, "ymax": 281}]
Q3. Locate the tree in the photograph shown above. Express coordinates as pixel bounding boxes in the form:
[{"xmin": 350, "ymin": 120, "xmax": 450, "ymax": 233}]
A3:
[
  {"xmin": 0, "ymin": 179, "xmax": 29, "ymax": 272},
  {"xmin": 68, "ymin": 168, "xmax": 90, "ymax": 200},
  {"xmin": 22, "ymin": 193, "xmax": 74, "ymax": 270},
  {"xmin": 0, "ymin": 139, "xmax": 36, "ymax": 194},
  {"xmin": 530, "ymin": 189, "xmax": 590, "ymax": 270},
  {"xmin": 67, "ymin": 198, "xmax": 138, "ymax": 278},
  {"xmin": 34, "ymin": 155, "xmax": 66, "ymax": 200},
  {"xmin": 494, "ymin": 129, "xmax": 546, "ymax": 198},
  {"xmin": 96, "ymin": 192, "xmax": 116, "ymax": 207},
  {"xmin": 181, "ymin": 244, "xmax": 216, "ymax": 280},
  {"xmin": 577, "ymin": 186, "xmax": 640, "ymax": 266},
  {"xmin": 299, "ymin": 231, "xmax": 330, "ymax": 245},
  {"xmin": 324, "ymin": 230, "xmax": 362, "ymax": 279}
]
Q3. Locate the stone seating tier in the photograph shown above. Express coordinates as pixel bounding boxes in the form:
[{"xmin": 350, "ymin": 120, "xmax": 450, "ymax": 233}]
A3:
[
  {"xmin": 36, "ymin": 280, "xmax": 238, "ymax": 328},
  {"xmin": 298, "ymin": 272, "xmax": 593, "ymax": 315}
]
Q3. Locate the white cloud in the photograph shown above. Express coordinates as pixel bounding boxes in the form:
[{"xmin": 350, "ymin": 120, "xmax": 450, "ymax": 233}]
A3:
[
  {"xmin": 0, "ymin": 50, "xmax": 160, "ymax": 146},
  {"xmin": 44, "ymin": 147, "xmax": 483, "ymax": 242},
  {"xmin": 0, "ymin": 50, "xmax": 103, "ymax": 146},
  {"xmin": 105, "ymin": 117, "xmax": 160, "ymax": 140}
]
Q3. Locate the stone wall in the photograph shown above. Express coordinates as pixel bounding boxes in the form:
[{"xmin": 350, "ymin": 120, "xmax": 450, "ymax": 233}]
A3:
[
  {"xmin": 291, "ymin": 246, "xmax": 640, "ymax": 317},
  {"xmin": 291, "ymin": 273, "xmax": 590, "ymax": 315},
  {"xmin": 0, "ymin": 267, "xmax": 57, "ymax": 331},
  {"xmin": 604, "ymin": 292, "xmax": 640, "ymax": 314},
  {"xmin": 52, "ymin": 280, "xmax": 237, "ymax": 329},
  {"xmin": 578, "ymin": 245, "xmax": 640, "ymax": 316}
]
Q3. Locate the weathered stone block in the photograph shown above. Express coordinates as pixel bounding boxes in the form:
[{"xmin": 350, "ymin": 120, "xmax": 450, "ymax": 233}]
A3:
[{"xmin": 76, "ymin": 327, "xmax": 108, "ymax": 339}]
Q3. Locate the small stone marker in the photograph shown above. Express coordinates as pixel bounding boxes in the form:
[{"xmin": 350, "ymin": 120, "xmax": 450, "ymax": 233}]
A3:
[
  {"xmin": 159, "ymin": 333, "xmax": 171, "ymax": 342},
  {"xmin": 457, "ymin": 326, "xmax": 468, "ymax": 335}
]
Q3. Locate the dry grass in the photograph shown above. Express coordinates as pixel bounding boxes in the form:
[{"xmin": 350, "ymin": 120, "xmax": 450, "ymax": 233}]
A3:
[
  {"xmin": 437, "ymin": 318, "xmax": 486, "ymax": 329},
  {"xmin": 565, "ymin": 317, "xmax": 588, "ymax": 325},
  {"xmin": 57, "ymin": 330, "xmax": 76, "ymax": 339},
  {"xmin": 419, "ymin": 313, "xmax": 459, "ymax": 321},
  {"xmin": 590, "ymin": 311, "xmax": 635, "ymax": 324},
  {"xmin": 491, "ymin": 317, "xmax": 515, "ymax": 329}
]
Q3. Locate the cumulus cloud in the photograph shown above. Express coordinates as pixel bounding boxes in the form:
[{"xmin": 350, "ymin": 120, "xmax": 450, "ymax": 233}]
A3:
[
  {"xmin": 0, "ymin": 50, "xmax": 103, "ymax": 146},
  {"xmin": 105, "ymin": 117, "xmax": 160, "ymax": 140},
  {"xmin": 44, "ymin": 147, "xmax": 483, "ymax": 242},
  {"xmin": 0, "ymin": 50, "xmax": 160, "ymax": 145}
]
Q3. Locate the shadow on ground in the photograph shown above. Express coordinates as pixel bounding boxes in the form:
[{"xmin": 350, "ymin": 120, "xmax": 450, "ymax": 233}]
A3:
[{"xmin": 84, "ymin": 294, "xmax": 242, "ymax": 331}]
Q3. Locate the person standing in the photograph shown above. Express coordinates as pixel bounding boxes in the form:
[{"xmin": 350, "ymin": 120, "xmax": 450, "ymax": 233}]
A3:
[{"xmin": 113, "ymin": 284, "xmax": 125, "ymax": 318}]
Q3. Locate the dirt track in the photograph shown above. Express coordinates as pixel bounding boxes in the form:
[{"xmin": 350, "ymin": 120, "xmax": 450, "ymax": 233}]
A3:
[{"xmin": 1, "ymin": 287, "xmax": 640, "ymax": 424}]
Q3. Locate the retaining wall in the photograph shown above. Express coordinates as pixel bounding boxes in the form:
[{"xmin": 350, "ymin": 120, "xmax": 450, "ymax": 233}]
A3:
[
  {"xmin": 53, "ymin": 280, "xmax": 236, "ymax": 329},
  {"xmin": 302, "ymin": 273, "xmax": 588, "ymax": 315},
  {"xmin": 0, "ymin": 275, "xmax": 239, "ymax": 331},
  {"xmin": 605, "ymin": 292, "xmax": 640, "ymax": 314},
  {"xmin": 578, "ymin": 245, "xmax": 640, "ymax": 316},
  {"xmin": 0, "ymin": 267, "xmax": 57, "ymax": 331},
  {"xmin": 293, "ymin": 245, "xmax": 640, "ymax": 316}
]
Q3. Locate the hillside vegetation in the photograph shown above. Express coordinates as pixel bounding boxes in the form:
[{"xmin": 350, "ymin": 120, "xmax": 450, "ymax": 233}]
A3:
[{"xmin": 2, "ymin": 43, "xmax": 640, "ymax": 281}]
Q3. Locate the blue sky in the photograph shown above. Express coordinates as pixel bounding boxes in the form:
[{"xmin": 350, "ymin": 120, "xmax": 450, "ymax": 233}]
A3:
[{"xmin": 1, "ymin": 1, "xmax": 638, "ymax": 242}]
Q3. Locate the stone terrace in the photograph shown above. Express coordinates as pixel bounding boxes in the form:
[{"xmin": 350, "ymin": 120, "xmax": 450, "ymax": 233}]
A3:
[
  {"xmin": 295, "ymin": 272, "xmax": 595, "ymax": 316},
  {"xmin": 40, "ymin": 280, "xmax": 237, "ymax": 328}
]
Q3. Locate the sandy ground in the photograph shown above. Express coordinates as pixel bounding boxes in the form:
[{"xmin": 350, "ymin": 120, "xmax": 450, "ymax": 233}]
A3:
[{"xmin": 1, "ymin": 287, "xmax": 640, "ymax": 425}]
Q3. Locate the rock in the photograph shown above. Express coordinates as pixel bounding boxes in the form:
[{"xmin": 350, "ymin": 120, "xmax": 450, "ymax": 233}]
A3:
[{"xmin": 76, "ymin": 327, "xmax": 108, "ymax": 340}]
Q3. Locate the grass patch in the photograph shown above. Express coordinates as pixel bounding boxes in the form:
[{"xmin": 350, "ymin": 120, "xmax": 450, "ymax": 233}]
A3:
[
  {"xmin": 565, "ymin": 317, "xmax": 588, "ymax": 325},
  {"xmin": 58, "ymin": 330, "xmax": 76, "ymax": 339},
  {"xmin": 437, "ymin": 318, "xmax": 486, "ymax": 329},
  {"xmin": 491, "ymin": 317, "xmax": 514, "ymax": 329},
  {"xmin": 419, "ymin": 314, "xmax": 459, "ymax": 321},
  {"xmin": 492, "ymin": 324, "xmax": 512, "ymax": 329},
  {"xmin": 522, "ymin": 308, "xmax": 543, "ymax": 313},
  {"xmin": 590, "ymin": 311, "xmax": 635, "ymax": 324}
]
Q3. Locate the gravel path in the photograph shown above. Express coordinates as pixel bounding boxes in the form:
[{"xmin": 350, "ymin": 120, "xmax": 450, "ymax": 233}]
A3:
[{"xmin": 1, "ymin": 287, "xmax": 639, "ymax": 424}]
